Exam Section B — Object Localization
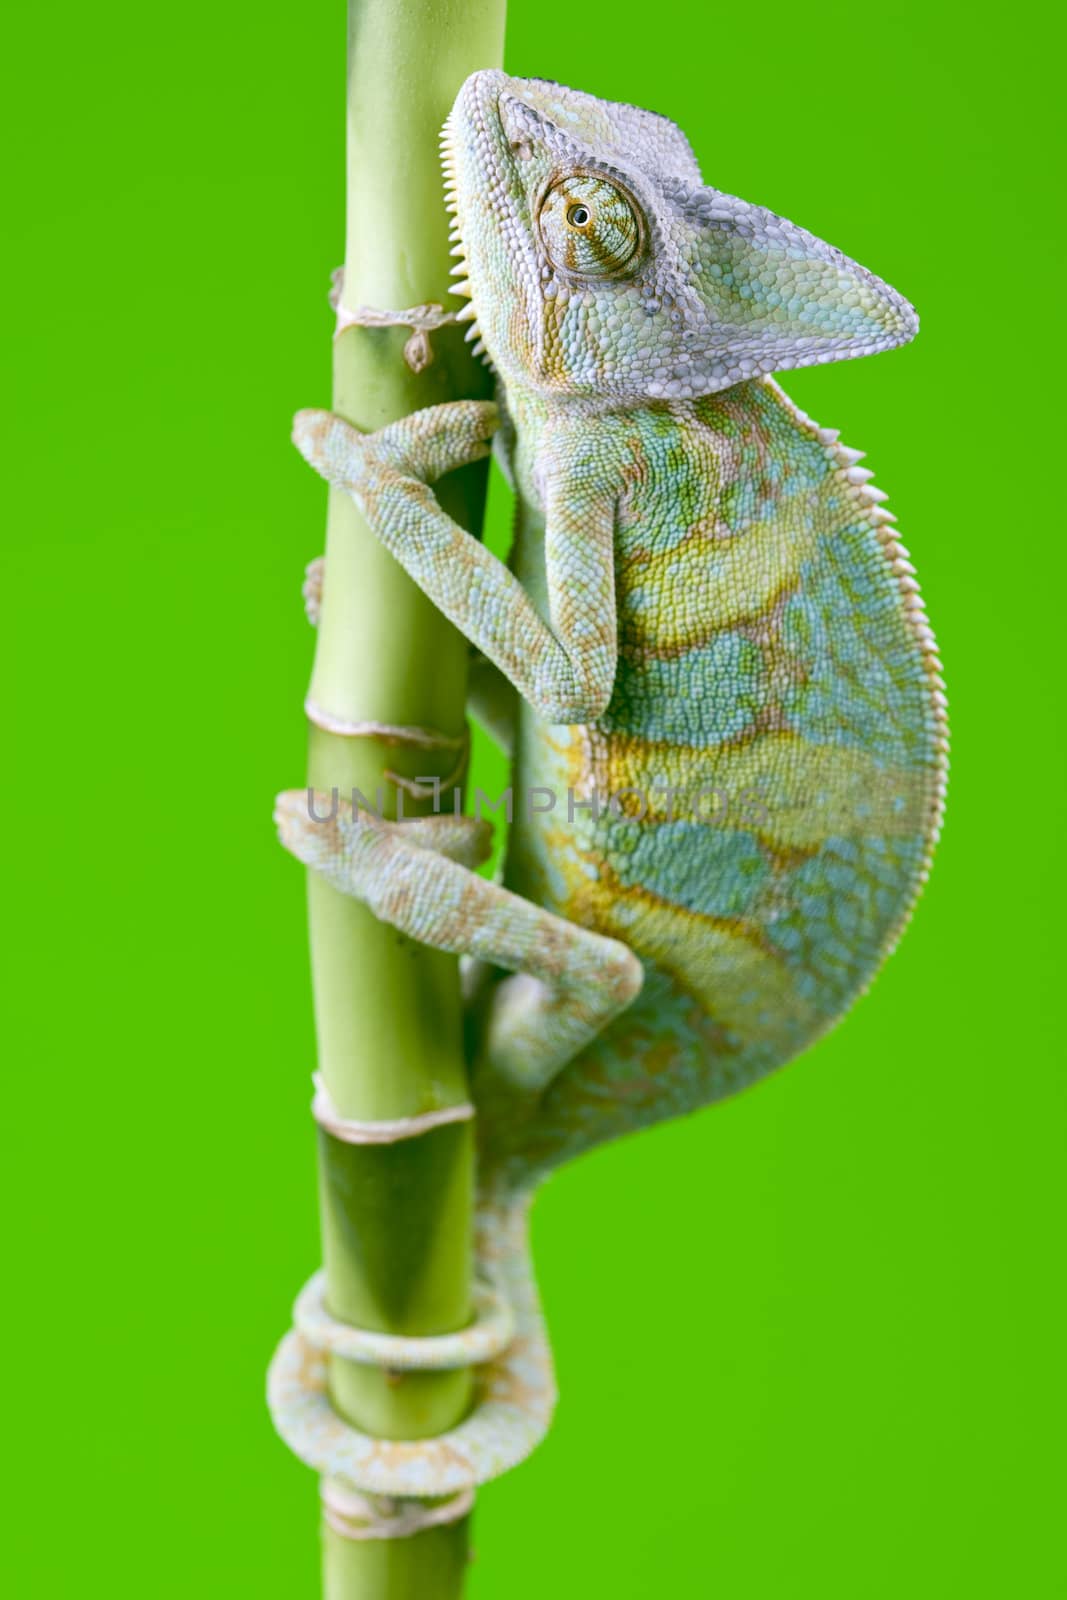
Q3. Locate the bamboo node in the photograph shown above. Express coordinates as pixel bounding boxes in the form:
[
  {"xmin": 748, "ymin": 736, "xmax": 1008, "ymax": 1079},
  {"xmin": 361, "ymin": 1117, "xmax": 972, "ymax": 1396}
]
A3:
[
  {"xmin": 303, "ymin": 700, "xmax": 471, "ymax": 795},
  {"xmin": 312, "ymin": 1071, "xmax": 474, "ymax": 1146},
  {"xmin": 329, "ymin": 268, "xmax": 459, "ymax": 371},
  {"xmin": 304, "ymin": 698, "xmax": 466, "ymax": 749},
  {"xmin": 320, "ymin": 1478, "xmax": 474, "ymax": 1541}
]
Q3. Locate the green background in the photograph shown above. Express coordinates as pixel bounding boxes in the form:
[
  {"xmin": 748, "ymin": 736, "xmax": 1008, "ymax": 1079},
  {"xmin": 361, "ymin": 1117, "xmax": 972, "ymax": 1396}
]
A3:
[{"xmin": 5, "ymin": 2, "xmax": 1063, "ymax": 1594}]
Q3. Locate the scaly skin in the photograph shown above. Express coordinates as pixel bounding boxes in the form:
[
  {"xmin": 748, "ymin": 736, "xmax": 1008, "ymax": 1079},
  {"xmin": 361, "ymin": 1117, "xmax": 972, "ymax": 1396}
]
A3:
[
  {"xmin": 271, "ymin": 70, "xmax": 947, "ymax": 1495},
  {"xmin": 493, "ymin": 374, "xmax": 945, "ymax": 1184}
]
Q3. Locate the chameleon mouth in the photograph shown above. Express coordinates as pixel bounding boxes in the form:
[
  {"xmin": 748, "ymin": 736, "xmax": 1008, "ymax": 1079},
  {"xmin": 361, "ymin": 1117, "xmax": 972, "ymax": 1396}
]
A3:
[{"xmin": 439, "ymin": 112, "xmax": 491, "ymax": 366}]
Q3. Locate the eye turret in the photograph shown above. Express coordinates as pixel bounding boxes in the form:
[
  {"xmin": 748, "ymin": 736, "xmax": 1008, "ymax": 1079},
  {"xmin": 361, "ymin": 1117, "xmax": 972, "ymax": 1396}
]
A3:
[{"xmin": 537, "ymin": 175, "xmax": 643, "ymax": 279}]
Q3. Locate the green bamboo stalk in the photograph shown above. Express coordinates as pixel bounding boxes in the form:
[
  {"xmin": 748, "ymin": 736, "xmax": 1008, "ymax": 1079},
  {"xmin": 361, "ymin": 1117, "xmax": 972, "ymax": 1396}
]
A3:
[{"xmin": 303, "ymin": 2, "xmax": 505, "ymax": 1594}]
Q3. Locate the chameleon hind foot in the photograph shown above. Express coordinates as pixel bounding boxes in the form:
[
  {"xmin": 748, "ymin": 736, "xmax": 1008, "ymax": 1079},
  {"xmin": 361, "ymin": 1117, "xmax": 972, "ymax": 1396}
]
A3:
[{"xmin": 275, "ymin": 790, "xmax": 643, "ymax": 1092}]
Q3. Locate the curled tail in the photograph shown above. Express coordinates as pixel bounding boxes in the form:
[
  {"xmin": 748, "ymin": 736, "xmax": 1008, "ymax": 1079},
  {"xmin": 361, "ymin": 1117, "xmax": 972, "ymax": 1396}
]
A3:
[{"xmin": 267, "ymin": 1185, "xmax": 555, "ymax": 1505}]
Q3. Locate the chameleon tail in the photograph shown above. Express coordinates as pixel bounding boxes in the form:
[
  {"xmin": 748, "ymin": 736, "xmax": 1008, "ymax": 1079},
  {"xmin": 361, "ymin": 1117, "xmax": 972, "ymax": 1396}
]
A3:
[{"xmin": 267, "ymin": 1184, "xmax": 555, "ymax": 1510}]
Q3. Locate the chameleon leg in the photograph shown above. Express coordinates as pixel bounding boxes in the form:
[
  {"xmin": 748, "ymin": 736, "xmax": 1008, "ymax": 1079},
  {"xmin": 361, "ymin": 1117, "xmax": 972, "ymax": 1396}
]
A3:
[
  {"xmin": 275, "ymin": 794, "xmax": 643, "ymax": 1091},
  {"xmin": 293, "ymin": 403, "xmax": 619, "ymax": 724}
]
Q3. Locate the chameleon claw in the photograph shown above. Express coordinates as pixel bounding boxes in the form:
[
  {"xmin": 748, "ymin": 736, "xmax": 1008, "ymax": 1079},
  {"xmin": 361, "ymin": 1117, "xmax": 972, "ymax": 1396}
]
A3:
[{"xmin": 302, "ymin": 555, "xmax": 324, "ymax": 625}]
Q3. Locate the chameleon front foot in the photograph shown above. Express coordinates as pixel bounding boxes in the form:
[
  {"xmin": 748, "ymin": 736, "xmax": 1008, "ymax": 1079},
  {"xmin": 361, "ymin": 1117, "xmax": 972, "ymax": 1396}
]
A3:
[{"xmin": 293, "ymin": 400, "xmax": 498, "ymax": 493}]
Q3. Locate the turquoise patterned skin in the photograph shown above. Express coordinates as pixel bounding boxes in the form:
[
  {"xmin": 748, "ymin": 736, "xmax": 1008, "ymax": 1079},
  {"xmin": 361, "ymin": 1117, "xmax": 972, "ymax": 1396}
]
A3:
[{"xmin": 490, "ymin": 374, "xmax": 945, "ymax": 1184}]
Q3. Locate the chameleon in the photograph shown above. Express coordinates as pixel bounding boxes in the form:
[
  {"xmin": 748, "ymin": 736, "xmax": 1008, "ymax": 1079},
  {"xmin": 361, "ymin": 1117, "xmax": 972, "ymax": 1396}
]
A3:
[{"xmin": 270, "ymin": 69, "xmax": 947, "ymax": 1496}]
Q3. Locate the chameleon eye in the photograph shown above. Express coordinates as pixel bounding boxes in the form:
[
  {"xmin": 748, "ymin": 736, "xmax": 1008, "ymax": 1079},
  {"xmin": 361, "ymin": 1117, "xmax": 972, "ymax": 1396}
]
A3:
[{"xmin": 538, "ymin": 175, "xmax": 643, "ymax": 279}]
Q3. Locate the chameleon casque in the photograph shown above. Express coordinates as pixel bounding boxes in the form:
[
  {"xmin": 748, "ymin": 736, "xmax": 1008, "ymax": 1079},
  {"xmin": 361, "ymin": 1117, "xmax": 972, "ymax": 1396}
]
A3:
[{"xmin": 270, "ymin": 70, "xmax": 947, "ymax": 1498}]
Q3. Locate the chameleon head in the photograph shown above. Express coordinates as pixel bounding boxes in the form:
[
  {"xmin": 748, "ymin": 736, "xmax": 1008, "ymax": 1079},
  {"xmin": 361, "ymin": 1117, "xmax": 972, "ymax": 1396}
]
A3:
[{"xmin": 442, "ymin": 70, "xmax": 918, "ymax": 401}]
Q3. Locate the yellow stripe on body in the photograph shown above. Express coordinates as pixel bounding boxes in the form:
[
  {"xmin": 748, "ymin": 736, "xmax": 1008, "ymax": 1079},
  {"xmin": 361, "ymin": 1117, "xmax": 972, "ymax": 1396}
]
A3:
[
  {"xmin": 577, "ymin": 728, "xmax": 933, "ymax": 852},
  {"xmin": 620, "ymin": 495, "xmax": 822, "ymax": 654},
  {"xmin": 530, "ymin": 840, "xmax": 822, "ymax": 1049}
]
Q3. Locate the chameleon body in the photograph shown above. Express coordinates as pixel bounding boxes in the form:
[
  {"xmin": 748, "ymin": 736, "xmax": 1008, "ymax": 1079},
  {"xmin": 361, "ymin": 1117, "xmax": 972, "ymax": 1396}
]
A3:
[{"xmin": 271, "ymin": 71, "xmax": 946, "ymax": 1493}]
